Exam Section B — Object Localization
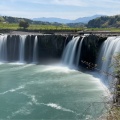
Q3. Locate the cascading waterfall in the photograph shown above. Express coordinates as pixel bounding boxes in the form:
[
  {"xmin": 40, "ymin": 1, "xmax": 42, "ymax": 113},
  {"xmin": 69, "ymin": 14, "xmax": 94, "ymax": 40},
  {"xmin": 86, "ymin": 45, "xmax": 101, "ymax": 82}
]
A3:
[
  {"xmin": 19, "ymin": 35, "xmax": 26, "ymax": 63},
  {"xmin": 97, "ymin": 36, "xmax": 120, "ymax": 85},
  {"xmin": 0, "ymin": 34, "xmax": 68, "ymax": 64},
  {"xmin": 62, "ymin": 36, "xmax": 79, "ymax": 66},
  {"xmin": 0, "ymin": 35, "xmax": 7, "ymax": 62},
  {"xmin": 69, "ymin": 37, "xmax": 80, "ymax": 66},
  {"xmin": 62, "ymin": 36, "xmax": 82, "ymax": 67},
  {"xmin": 76, "ymin": 37, "xmax": 84, "ymax": 66},
  {"xmin": 0, "ymin": 33, "xmax": 110, "ymax": 71},
  {"xmin": 33, "ymin": 36, "xmax": 38, "ymax": 63}
]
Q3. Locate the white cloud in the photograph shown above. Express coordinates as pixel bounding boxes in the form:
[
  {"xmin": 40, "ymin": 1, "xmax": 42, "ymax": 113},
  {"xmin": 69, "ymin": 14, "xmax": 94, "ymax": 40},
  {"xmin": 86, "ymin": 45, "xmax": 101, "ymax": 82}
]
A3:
[
  {"xmin": 2, "ymin": 0, "xmax": 120, "ymax": 7},
  {"xmin": 0, "ymin": 0, "xmax": 120, "ymax": 19},
  {"xmin": 0, "ymin": 10, "xmax": 83, "ymax": 19},
  {"xmin": 52, "ymin": 0, "xmax": 86, "ymax": 6},
  {"xmin": 22, "ymin": 0, "xmax": 86, "ymax": 6},
  {"xmin": 17, "ymin": 0, "xmax": 120, "ymax": 7},
  {"xmin": 1, "ymin": 9, "xmax": 119, "ymax": 20}
]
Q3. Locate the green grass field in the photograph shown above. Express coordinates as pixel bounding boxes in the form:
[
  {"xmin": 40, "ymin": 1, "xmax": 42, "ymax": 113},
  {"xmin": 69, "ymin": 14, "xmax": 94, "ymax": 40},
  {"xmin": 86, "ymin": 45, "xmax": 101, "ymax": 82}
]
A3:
[
  {"xmin": 0, "ymin": 22, "xmax": 82, "ymax": 31},
  {"xmin": 0, "ymin": 23, "xmax": 18, "ymax": 30},
  {"xmin": 85, "ymin": 28, "xmax": 120, "ymax": 32},
  {"xmin": 0, "ymin": 22, "xmax": 120, "ymax": 32}
]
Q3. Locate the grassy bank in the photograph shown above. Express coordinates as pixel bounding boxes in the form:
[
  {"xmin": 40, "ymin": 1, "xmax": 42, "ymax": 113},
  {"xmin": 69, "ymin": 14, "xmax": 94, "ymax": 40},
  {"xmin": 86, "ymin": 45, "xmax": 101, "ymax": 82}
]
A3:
[
  {"xmin": 0, "ymin": 22, "xmax": 82, "ymax": 31},
  {"xmin": 107, "ymin": 106, "xmax": 120, "ymax": 120},
  {"xmin": 1, "ymin": 22, "xmax": 120, "ymax": 32},
  {"xmin": 86, "ymin": 28, "xmax": 120, "ymax": 32}
]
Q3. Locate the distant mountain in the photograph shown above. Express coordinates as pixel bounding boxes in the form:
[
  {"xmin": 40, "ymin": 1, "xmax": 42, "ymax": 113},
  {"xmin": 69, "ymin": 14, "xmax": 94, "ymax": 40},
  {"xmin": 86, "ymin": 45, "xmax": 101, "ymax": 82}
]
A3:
[
  {"xmin": 73, "ymin": 15, "xmax": 103, "ymax": 23},
  {"xmin": 33, "ymin": 15, "xmax": 104, "ymax": 24},
  {"xmin": 33, "ymin": 17, "xmax": 72, "ymax": 24}
]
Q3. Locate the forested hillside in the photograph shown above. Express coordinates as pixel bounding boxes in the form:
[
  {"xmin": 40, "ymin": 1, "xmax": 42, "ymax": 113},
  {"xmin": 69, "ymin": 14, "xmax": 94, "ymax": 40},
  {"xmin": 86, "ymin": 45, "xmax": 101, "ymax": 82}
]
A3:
[
  {"xmin": 0, "ymin": 16, "xmax": 32, "ymax": 23},
  {"xmin": 87, "ymin": 15, "xmax": 120, "ymax": 28},
  {"xmin": 0, "ymin": 16, "xmax": 85, "ymax": 28},
  {"xmin": 0, "ymin": 16, "xmax": 62, "ymax": 26}
]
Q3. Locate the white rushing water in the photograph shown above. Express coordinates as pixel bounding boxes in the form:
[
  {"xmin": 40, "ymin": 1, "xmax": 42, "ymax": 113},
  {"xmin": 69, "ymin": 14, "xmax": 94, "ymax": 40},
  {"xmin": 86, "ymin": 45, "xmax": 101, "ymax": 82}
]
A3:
[
  {"xmin": 0, "ymin": 35, "xmax": 39, "ymax": 63},
  {"xmin": 62, "ymin": 36, "xmax": 81, "ymax": 67},
  {"xmin": 0, "ymin": 34, "xmax": 7, "ymax": 62},
  {"xmin": 33, "ymin": 36, "xmax": 38, "ymax": 63},
  {"xmin": 76, "ymin": 36, "xmax": 84, "ymax": 66},
  {"xmin": 19, "ymin": 35, "xmax": 26, "ymax": 63},
  {"xmin": 97, "ymin": 36, "xmax": 120, "ymax": 86}
]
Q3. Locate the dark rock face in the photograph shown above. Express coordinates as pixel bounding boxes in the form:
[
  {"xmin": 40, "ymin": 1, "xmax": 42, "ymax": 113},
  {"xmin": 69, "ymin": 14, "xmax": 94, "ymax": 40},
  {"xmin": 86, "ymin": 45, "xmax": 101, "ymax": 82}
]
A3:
[
  {"xmin": 0, "ymin": 34, "xmax": 106, "ymax": 67},
  {"xmin": 4, "ymin": 35, "xmax": 70, "ymax": 63},
  {"xmin": 7, "ymin": 35, "xmax": 20, "ymax": 61},
  {"xmin": 37, "ymin": 35, "xmax": 66, "ymax": 59},
  {"xmin": 24, "ymin": 35, "xmax": 35, "ymax": 62},
  {"xmin": 78, "ymin": 35, "xmax": 106, "ymax": 68}
]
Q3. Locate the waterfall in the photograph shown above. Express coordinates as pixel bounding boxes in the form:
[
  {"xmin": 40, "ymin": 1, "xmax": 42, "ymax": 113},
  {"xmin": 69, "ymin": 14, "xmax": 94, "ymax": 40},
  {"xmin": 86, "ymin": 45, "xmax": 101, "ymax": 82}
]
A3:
[
  {"xmin": 0, "ymin": 35, "xmax": 7, "ymax": 62},
  {"xmin": 62, "ymin": 36, "xmax": 80, "ymax": 67},
  {"xmin": 33, "ymin": 36, "xmax": 38, "ymax": 63},
  {"xmin": 19, "ymin": 35, "xmax": 26, "ymax": 63},
  {"xmin": 97, "ymin": 36, "xmax": 120, "ymax": 85},
  {"xmin": 0, "ymin": 34, "xmax": 87, "ymax": 65},
  {"xmin": 76, "ymin": 37, "xmax": 84, "ymax": 66}
]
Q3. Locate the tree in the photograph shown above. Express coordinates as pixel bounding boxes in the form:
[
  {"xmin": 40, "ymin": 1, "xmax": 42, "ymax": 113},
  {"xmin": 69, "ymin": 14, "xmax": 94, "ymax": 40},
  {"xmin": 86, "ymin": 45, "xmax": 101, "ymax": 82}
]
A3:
[
  {"xmin": 0, "ymin": 17, "xmax": 5, "ymax": 22},
  {"xmin": 19, "ymin": 20, "xmax": 29, "ymax": 29}
]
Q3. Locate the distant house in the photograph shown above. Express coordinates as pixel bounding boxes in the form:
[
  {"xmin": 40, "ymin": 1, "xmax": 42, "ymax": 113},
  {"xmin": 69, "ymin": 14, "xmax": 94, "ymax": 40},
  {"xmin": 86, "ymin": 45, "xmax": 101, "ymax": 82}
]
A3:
[{"xmin": 3, "ymin": 22, "xmax": 7, "ymax": 24}]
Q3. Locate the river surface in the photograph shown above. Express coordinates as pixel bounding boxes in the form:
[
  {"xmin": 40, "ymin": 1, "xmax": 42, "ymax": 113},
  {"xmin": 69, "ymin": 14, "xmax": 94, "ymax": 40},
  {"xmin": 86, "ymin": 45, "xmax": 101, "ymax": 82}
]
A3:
[{"xmin": 0, "ymin": 63, "xmax": 108, "ymax": 120}]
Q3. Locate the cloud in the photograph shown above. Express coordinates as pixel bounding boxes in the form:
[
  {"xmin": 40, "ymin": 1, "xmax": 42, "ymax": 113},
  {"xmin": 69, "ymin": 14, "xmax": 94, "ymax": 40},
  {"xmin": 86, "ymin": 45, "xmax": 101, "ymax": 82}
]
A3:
[
  {"xmin": 0, "ymin": 10, "xmax": 84, "ymax": 19},
  {"xmin": 0, "ymin": 0, "xmax": 120, "ymax": 19},
  {"xmin": 1, "ymin": 0, "xmax": 86, "ymax": 7},
  {"xmin": 52, "ymin": 0, "xmax": 86, "ymax": 6},
  {"xmin": 17, "ymin": 0, "xmax": 120, "ymax": 7},
  {"xmin": 76, "ymin": 0, "xmax": 120, "ymax": 9},
  {"xmin": 1, "ymin": 0, "xmax": 120, "ymax": 7},
  {"xmin": 22, "ymin": 0, "xmax": 86, "ymax": 6},
  {"xmin": 1, "ymin": 8, "xmax": 119, "ymax": 20}
]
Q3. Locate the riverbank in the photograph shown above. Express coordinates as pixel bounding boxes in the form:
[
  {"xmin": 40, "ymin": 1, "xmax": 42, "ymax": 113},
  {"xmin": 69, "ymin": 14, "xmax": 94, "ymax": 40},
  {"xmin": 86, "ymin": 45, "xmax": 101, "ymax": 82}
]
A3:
[{"xmin": 1, "ymin": 30, "xmax": 120, "ymax": 37}]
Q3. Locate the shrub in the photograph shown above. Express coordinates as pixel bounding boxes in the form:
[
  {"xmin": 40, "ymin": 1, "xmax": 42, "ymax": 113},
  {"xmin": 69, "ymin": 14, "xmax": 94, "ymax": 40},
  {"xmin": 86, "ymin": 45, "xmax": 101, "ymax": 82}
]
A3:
[{"xmin": 19, "ymin": 20, "xmax": 29, "ymax": 29}]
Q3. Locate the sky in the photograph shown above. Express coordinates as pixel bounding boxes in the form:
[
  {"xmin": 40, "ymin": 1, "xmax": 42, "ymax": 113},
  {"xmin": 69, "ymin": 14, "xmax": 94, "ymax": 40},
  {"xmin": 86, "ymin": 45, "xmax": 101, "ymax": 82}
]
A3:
[{"xmin": 0, "ymin": 0, "xmax": 120, "ymax": 20}]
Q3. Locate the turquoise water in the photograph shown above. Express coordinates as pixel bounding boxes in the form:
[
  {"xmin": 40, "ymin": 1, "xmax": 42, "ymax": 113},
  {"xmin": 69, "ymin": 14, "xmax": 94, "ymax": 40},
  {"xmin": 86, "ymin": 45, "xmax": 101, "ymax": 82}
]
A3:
[{"xmin": 0, "ymin": 63, "xmax": 108, "ymax": 120}]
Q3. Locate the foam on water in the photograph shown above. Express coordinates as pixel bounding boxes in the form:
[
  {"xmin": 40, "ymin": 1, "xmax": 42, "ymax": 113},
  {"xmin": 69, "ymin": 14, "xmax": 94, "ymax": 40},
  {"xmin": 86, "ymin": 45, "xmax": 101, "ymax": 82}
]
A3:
[
  {"xmin": 7, "ymin": 103, "xmax": 33, "ymax": 119},
  {"xmin": 0, "ymin": 64, "xmax": 32, "ymax": 73},
  {"xmin": 41, "ymin": 65, "xmax": 74, "ymax": 73},
  {"xmin": 0, "ymin": 85, "xmax": 25, "ymax": 95},
  {"xmin": 19, "ymin": 92, "xmax": 77, "ymax": 114},
  {"xmin": 20, "ymin": 92, "xmax": 39, "ymax": 105},
  {"xmin": 46, "ymin": 103, "xmax": 76, "ymax": 113},
  {"xmin": 8, "ymin": 62, "xmax": 26, "ymax": 65}
]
